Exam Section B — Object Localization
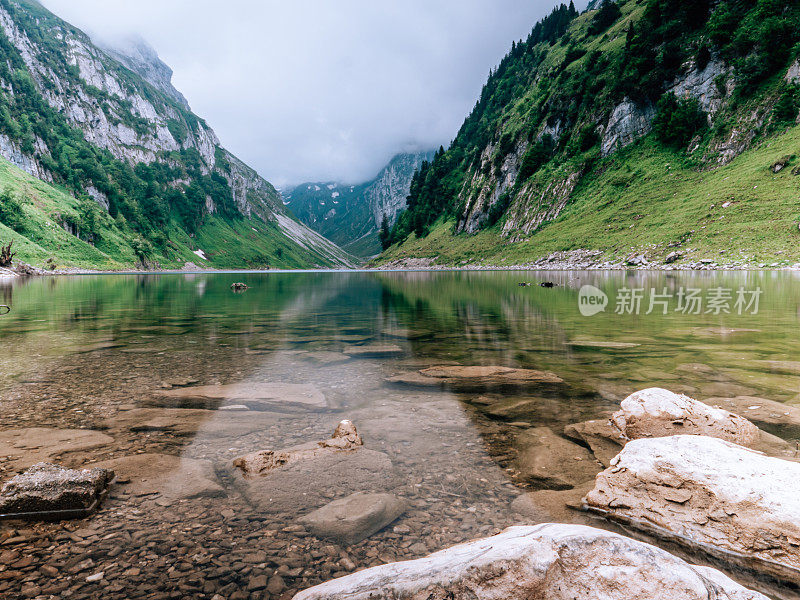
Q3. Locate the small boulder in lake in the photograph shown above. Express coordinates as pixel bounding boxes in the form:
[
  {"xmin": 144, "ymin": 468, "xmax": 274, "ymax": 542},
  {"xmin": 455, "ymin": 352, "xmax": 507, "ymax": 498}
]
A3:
[
  {"xmin": 230, "ymin": 282, "xmax": 248, "ymax": 291},
  {"xmin": 299, "ymin": 492, "xmax": 406, "ymax": 545},
  {"xmin": 563, "ymin": 418, "xmax": 625, "ymax": 468},
  {"xmin": 585, "ymin": 435, "xmax": 800, "ymax": 585},
  {"xmin": 0, "ymin": 463, "xmax": 113, "ymax": 518},
  {"xmin": 292, "ymin": 523, "xmax": 769, "ymax": 600}
]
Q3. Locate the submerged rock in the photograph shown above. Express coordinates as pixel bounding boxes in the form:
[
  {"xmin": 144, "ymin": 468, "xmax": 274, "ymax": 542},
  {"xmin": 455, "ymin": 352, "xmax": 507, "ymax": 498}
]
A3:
[
  {"xmin": 89, "ymin": 454, "xmax": 224, "ymax": 500},
  {"xmin": 299, "ymin": 492, "xmax": 406, "ymax": 545},
  {"xmin": 585, "ymin": 435, "xmax": 800, "ymax": 585},
  {"xmin": 343, "ymin": 344, "xmax": 404, "ymax": 358},
  {"xmin": 157, "ymin": 382, "xmax": 329, "ymax": 411},
  {"xmin": 563, "ymin": 418, "xmax": 625, "ymax": 468},
  {"xmin": 0, "ymin": 428, "xmax": 113, "ymax": 472},
  {"xmin": 706, "ymin": 395, "xmax": 800, "ymax": 436},
  {"xmin": 0, "ymin": 463, "xmax": 113, "ymax": 518},
  {"xmin": 387, "ymin": 365, "xmax": 563, "ymax": 391},
  {"xmin": 232, "ymin": 421, "xmax": 396, "ymax": 513},
  {"xmin": 514, "ymin": 427, "xmax": 602, "ymax": 490},
  {"xmin": 510, "ymin": 480, "xmax": 595, "ymax": 524},
  {"xmin": 292, "ymin": 523, "xmax": 769, "ymax": 600}
]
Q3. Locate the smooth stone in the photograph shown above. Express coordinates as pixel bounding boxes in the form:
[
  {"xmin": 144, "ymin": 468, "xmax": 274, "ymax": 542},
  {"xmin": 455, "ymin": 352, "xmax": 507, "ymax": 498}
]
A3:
[
  {"xmin": 157, "ymin": 382, "xmax": 329, "ymax": 411},
  {"xmin": 514, "ymin": 427, "xmax": 602, "ymax": 490},
  {"xmin": 89, "ymin": 454, "xmax": 225, "ymax": 499},
  {"xmin": 585, "ymin": 435, "xmax": 800, "ymax": 586},
  {"xmin": 299, "ymin": 493, "xmax": 406, "ymax": 545},
  {"xmin": 387, "ymin": 365, "xmax": 564, "ymax": 391},
  {"xmin": 104, "ymin": 408, "xmax": 279, "ymax": 438},
  {"xmin": 302, "ymin": 351, "xmax": 352, "ymax": 366},
  {"xmin": 292, "ymin": 524, "xmax": 769, "ymax": 600},
  {"xmin": 0, "ymin": 463, "xmax": 113, "ymax": 516}
]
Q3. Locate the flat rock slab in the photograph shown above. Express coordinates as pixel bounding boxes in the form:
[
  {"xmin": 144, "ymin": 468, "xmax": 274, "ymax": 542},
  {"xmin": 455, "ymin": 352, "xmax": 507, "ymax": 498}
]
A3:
[
  {"xmin": 233, "ymin": 448, "xmax": 397, "ymax": 514},
  {"xmin": 515, "ymin": 427, "xmax": 602, "ymax": 490},
  {"xmin": 105, "ymin": 408, "xmax": 280, "ymax": 439},
  {"xmin": 90, "ymin": 454, "xmax": 224, "ymax": 500},
  {"xmin": 344, "ymin": 345, "xmax": 405, "ymax": 358},
  {"xmin": 299, "ymin": 492, "xmax": 406, "ymax": 545},
  {"xmin": 0, "ymin": 463, "xmax": 113, "ymax": 518},
  {"xmin": 707, "ymin": 395, "xmax": 800, "ymax": 434},
  {"xmin": 563, "ymin": 418, "xmax": 625, "ymax": 467},
  {"xmin": 292, "ymin": 524, "xmax": 769, "ymax": 600},
  {"xmin": 567, "ymin": 340, "xmax": 641, "ymax": 349},
  {"xmin": 302, "ymin": 351, "xmax": 352, "ymax": 366},
  {"xmin": 0, "ymin": 428, "xmax": 113, "ymax": 471},
  {"xmin": 585, "ymin": 435, "xmax": 800, "ymax": 585},
  {"xmin": 387, "ymin": 365, "xmax": 563, "ymax": 391},
  {"xmin": 157, "ymin": 382, "xmax": 328, "ymax": 411}
]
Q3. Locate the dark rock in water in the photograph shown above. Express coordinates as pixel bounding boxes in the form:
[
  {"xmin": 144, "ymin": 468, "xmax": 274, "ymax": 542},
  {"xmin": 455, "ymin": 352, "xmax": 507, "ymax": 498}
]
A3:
[
  {"xmin": 299, "ymin": 492, "xmax": 406, "ymax": 545},
  {"xmin": 539, "ymin": 281, "xmax": 556, "ymax": 288},
  {"xmin": 231, "ymin": 282, "xmax": 248, "ymax": 291},
  {"xmin": 518, "ymin": 282, "xmax": 532, "ymax": 287},
  {"xmin": 0, "ymin": 463, "xmax": 113, "ymax": 519}
]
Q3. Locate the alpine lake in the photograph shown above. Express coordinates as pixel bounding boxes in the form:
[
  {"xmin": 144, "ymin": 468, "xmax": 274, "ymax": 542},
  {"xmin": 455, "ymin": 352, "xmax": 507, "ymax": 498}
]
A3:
[{"xmin": 1, "ymin": 270, "xmax": 799, "ymax": 600}]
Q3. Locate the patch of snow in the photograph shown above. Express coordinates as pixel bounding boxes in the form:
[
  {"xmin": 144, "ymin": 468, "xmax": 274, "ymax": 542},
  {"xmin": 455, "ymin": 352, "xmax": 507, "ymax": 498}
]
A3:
[
  {"xmin": 314, "ymin": 185, "xmax": 321, "ymax": 191},
  {"xmin": 326, "ymin": 184, "xmax": 337, "ymax": 190},
  {"xmin": 331, "ymin": 192, "xmax": 340, "ymax": 199},
  {"xmin": 193, "ymin": 249, "xmax": 208, "ymax": 261}
]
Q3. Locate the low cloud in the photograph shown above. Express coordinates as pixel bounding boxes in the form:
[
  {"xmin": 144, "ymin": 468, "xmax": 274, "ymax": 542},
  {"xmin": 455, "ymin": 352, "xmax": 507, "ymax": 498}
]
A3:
[{"xmin": 40, "ymin": 0, "xmax": 586, "ymax": 187}]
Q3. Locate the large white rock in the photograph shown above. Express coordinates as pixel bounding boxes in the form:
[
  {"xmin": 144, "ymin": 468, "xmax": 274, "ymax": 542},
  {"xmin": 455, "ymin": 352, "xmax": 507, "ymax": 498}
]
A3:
[
  {"xmin": 292, "ymin": 524, "xmax": 768, "ymax": 600},
  {"xmin": 585, "ymin": 435, "xmax": 800, "ymax": 585},
  {"xmin": 612, "ymin": 387, "xmax": 760, "ymax": 446}
]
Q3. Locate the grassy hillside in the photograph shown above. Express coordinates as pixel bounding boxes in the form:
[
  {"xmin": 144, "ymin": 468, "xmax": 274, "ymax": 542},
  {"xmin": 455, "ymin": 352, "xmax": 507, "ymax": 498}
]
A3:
[
  {"xmin": 0, "ymin": 156, "xmax": 340, "ymax": 270},
  {"xmin": 377, "ymin": 0, "xmax": 800, "ymax": 267},
  {"xmin": 377, "ymin": 124, "xmax": 800, "ymax": 268}
]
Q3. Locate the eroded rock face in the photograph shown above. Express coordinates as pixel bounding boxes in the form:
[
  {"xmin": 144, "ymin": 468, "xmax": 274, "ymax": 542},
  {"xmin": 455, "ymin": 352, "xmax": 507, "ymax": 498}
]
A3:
[
  {"xmin": 601, "ymin": 99, "xmax": 656, "ymax": 157},
  {"xmin": 563, "ymin": 418, "xmax": 625, "ymax": 468},
  {"xmin": 0, "ymin": 463, "xmax": 113, "ymax": 517},
  {"xmin": 292, "ymin": 524, "xmax": 769, "ymax": 600},
  {"xmin": 299, "ymin": 493, "xmax": 406, "ymax": 545},
  {"xmin": 585, "ymin": 435, "xmax": 800, "ymax": 585},
  {"xmin": 611, "ymin": 387, "xmax": 760, "ymax": 446}
]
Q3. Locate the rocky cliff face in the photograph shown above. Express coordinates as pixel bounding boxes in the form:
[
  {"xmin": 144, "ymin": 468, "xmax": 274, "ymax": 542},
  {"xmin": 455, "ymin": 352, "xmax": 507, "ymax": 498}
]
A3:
[
  {"xmin": 0, "ymin": 0, "xmax": 349, "ymax": 266},
  {"xmin": 287, "ymin": 151, "xmax": 432, "ymax": 257},
  {"xmin": 364, "ymin": 152, "xmax": 432, "ymax": 228},
  {"xmin": 96, "ymin": 35, "xmax": 190, "ymax": 111}
]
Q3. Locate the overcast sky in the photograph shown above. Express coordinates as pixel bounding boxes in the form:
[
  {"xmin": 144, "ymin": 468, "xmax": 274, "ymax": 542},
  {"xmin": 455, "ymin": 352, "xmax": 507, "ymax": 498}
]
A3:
[{"xmin": 40, "ymin": 0, "xmax": 585, "ymax": 188}]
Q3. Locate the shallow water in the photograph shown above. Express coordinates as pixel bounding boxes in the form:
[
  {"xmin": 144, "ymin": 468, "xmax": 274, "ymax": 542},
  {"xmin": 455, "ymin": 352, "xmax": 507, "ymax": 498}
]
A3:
[{"xmin": 0, "ymin": 270, "xmax": 799, "ymax": 599}]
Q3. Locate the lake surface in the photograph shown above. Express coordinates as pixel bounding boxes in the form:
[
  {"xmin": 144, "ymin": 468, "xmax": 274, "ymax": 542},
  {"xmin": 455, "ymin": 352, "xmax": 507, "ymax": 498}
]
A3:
[{"xmin": 1, "ymin": 270, "xmax": 799, "ymax": 599}]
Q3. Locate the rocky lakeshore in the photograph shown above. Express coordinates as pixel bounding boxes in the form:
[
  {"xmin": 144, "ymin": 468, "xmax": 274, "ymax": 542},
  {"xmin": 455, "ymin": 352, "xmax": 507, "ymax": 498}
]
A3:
[{"xmin": 3, "ymin": 271, "xmax": 800, "ymax": 599}]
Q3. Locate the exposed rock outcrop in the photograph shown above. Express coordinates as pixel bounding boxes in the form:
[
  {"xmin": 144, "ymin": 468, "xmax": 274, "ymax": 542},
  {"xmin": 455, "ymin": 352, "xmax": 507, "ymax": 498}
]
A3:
[
  {"xmin": 293, "ymin": 524, "xmax": 769, "ymax": 600},
  {"xmin": 601, "ymin": 99, "xmax": 656, "ymax": 156},
  {"xmin": 0, "ymin": 463, "xmax": 113, "ymax": 517},
  {"xmin": 585, "ymin": 435, "xmax": 800, "ymax": 585}
]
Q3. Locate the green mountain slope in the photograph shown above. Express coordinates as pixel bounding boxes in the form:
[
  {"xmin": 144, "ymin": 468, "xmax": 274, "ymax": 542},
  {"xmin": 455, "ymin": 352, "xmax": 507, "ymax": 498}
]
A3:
[
  {"xmin": 378, "ymin": 0, "xmax": 800, "ymax": 268},
  {"xmin": 0, "ymin": 0, "xmax": 351, "ymax": 269}
]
